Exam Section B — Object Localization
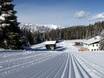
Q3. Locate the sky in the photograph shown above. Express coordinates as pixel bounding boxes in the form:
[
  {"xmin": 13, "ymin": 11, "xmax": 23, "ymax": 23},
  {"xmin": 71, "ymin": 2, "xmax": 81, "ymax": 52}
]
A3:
[{"xmin": 14, "ymin": 0, "xmax": 104, "ymax": 26}]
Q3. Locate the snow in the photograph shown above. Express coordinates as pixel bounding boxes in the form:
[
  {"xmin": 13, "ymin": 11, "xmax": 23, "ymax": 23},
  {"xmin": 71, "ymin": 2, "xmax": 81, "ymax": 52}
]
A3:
[
  {"xmin": 0, "ymin": 40, "xmax": 104, "ymax": 78},
  {"xmin": 19, "ymin": 23, "xmax": 65, "ymax": 32},
  {"xmin": 0, "ymin": 16, "xmax": 5, "ymax": 21},
  {"xmin": 83, "ymin": 36, "xmax": 101, "ymax": 44},
  {"xmin": 0, "ymin": 66, "xmax": 3, "ymax": 68},
  {"xmin": 44, "ymin": 41, "xmax": 56, "ymax": 45}
]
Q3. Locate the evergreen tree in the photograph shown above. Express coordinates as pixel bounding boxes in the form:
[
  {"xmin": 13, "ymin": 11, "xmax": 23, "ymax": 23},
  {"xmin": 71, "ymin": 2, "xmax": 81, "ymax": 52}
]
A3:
[
  {"xmin": 100, "ymin": 30, "xmax": 104, "ymax": 50},
  {"xmin": 0, "ymin": 0, "xmax": 25, "ymax": 49}
]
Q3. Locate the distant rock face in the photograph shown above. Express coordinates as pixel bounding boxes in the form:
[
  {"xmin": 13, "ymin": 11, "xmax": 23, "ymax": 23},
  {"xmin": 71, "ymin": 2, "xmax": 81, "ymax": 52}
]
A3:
[{"xmin": 19, "ymin": 23, "xmax": 65, "ymax": 33}]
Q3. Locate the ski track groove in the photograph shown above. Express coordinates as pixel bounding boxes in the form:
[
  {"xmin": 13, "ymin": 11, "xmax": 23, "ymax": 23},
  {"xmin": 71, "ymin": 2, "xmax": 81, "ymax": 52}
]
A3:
[
  {"xmin": 0, "ymin": 53, "xmax": 61, "ymax": 78},
  {"xmin": 76, "ymin": 55, "xmax": 104, "ymax": 78},
  {"xmin": 72, "ymin": 54, "xmax": 91, "ymax": 78}
]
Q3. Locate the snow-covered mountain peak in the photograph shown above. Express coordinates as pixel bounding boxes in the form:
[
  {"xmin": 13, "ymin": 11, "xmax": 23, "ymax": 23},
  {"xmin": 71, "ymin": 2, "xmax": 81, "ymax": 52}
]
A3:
[{"xmin": 19, "ymin": 23, "xmax": 65, "ymax": 32}]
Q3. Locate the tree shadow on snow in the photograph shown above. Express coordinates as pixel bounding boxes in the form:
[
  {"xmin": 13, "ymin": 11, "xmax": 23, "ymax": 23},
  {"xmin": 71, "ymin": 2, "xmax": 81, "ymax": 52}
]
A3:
[
  {"xmin": 55, "ymin": 46, "xmax": 66, "ymax": 51},
  {"xmin": 26, "ymin": 46, "xmax": 66, "ymax": 52}
]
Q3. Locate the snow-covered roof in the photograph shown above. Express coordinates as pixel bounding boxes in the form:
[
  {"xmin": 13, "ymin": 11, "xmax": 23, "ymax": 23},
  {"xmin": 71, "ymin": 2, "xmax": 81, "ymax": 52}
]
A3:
[
  {"xmin": 83, "ymin": 36, "xmax": 101, "ymax": 45},
  {"xmin": 44, "ymin": 41, "xmax": 56, "ymax": 45}
]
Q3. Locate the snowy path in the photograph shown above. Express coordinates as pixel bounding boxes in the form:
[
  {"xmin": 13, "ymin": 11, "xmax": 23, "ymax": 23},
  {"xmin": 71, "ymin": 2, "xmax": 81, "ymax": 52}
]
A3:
[{"xmin": 0, "ymin": 40, "xmax": 104, "ymax": 78}]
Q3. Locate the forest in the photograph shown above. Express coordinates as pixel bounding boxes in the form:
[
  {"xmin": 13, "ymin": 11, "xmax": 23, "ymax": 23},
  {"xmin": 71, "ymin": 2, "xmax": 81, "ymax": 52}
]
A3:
[{"xmin": 44, "ymin": 21, "xmax": 104, "ymax": 40}]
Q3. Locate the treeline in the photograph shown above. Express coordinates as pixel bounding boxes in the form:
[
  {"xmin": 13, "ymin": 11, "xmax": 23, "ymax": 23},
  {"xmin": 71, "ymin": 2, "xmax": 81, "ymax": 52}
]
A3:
[
  {"xmin": 21, "ymin": 27, "xmax": 45, "ymax": 46},
  {"xmin": 45, "ymin": 21, "xmax": 104, "ymax": 40}
]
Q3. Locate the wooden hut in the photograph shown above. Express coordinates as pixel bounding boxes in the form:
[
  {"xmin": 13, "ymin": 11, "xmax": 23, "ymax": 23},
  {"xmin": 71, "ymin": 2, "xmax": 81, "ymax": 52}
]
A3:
[{"xmin": 44, "ymin": 41, "xmax": 57, "ymax": 50}]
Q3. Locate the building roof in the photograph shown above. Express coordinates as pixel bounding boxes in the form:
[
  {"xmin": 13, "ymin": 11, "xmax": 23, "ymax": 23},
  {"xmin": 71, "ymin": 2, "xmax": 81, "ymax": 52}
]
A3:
[
  {"xmin": 84, "ymin": 36, "xmax": 101, "ymax": 45},
  {"xmin": 44, "ymin": 41, "xmax": 56, "ymax": 45}
]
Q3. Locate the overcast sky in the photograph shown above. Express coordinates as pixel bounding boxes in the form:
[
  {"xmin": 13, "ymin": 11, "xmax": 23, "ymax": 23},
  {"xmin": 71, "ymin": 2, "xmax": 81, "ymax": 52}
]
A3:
[{"xmin": 14, "ymin": 0, "xmax": 104, "ymax": 26}]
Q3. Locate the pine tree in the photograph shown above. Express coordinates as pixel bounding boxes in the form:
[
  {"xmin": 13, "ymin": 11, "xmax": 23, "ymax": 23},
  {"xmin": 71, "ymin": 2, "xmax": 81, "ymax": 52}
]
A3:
[
  {"xmin": 0, "ymin": 0, "xmax": 24, "ymax": 49},
  {"xmin": 100, "ymin": 30, "xmax": 104, "ymax": 50}
]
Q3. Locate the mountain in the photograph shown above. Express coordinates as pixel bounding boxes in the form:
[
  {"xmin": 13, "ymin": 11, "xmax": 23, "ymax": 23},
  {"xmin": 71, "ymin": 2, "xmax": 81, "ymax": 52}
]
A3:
[{"xmin": 19, "ymin": 23, "xmax": 64, "ymax": 32}]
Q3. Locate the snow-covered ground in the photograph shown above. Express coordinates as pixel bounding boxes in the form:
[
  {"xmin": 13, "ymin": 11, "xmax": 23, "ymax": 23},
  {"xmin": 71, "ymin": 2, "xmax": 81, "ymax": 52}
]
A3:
[{"xmin": 0, "ymin": 40, "xmax": 104, "ymax": 78}]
